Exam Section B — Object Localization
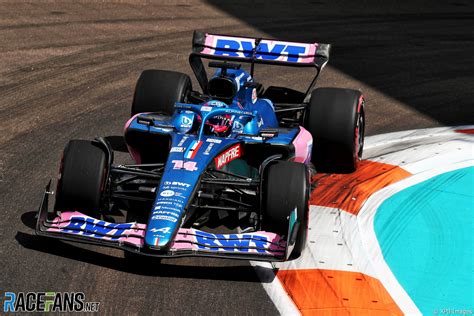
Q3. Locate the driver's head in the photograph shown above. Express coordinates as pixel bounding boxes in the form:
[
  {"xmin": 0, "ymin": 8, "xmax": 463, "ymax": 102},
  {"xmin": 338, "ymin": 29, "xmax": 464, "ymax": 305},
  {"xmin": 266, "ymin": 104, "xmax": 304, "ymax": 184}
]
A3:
[
  {"xmin": 201, "ymin": 100, "xmax": 233, "ymax": 137},
  {"xmin": 204, "ymin": 114, "xmax": 233, "ymax": 137}
]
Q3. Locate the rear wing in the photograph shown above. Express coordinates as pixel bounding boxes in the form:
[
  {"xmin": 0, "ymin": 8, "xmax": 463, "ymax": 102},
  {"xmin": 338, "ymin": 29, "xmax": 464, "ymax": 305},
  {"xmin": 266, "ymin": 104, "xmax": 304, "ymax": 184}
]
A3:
[{"xmin": 190, "ymin": 31, "xmax": 331, "ymax": 96}]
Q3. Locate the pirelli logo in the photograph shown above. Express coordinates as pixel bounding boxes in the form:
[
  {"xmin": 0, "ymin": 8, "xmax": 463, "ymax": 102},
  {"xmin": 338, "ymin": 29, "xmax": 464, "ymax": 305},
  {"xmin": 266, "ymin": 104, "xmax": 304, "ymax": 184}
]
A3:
[{"xmin": 215, "ymin": 144, "xmax": 241, "ymax": 169}]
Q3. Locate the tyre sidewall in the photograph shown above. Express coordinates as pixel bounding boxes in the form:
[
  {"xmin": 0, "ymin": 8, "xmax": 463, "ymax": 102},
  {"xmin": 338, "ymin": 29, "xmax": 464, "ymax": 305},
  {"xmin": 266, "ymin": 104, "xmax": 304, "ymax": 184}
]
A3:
[{"xmin": 55, "ymin": 140, "xmax": 107, "ymax": 215}]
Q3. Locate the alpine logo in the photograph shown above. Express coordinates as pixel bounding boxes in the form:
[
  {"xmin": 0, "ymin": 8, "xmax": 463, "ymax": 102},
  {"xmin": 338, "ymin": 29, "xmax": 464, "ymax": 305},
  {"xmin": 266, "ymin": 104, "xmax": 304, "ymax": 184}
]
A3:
[
  {"xmin": 150, "ymin": 227, "xmax": 172, "ymax": 234},
  {"xmin": 215, "ymin": 144, "xmax": 241, "ymax": 169}
]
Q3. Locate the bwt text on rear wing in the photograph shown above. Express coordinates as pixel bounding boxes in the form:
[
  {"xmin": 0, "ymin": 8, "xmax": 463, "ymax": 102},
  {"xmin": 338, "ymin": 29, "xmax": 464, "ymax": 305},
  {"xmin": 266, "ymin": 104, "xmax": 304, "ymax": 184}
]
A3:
[{"xmin": 189, "ymin": 31, "xmax": 331, "ymax": 97}]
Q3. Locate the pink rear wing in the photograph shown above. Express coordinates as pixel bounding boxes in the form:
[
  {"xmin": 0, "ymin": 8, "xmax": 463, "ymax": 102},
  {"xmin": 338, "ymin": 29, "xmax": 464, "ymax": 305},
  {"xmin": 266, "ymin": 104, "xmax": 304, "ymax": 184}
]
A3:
[
  {"xmin": 192, "ymin": 31, "xmax": 330, "ymax": 66},
  {"xmin": 190, "ymin": 31, "xmax": 330, "ymax": 96}
]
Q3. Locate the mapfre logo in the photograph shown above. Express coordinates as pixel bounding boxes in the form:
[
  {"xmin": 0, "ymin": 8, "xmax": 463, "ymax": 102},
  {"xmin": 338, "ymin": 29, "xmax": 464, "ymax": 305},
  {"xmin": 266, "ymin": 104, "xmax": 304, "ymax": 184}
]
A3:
[{"xmin": 214, "ymin": 144, "xmax": 241, "ymax": 169}]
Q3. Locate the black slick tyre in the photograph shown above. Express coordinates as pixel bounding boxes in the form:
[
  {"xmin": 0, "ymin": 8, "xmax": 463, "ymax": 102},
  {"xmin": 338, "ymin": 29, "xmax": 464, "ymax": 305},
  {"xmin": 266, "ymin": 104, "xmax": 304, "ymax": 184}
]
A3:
[
  {"xmin": 55, "ymin": 140, "xmax": 107, "ymax": 216},
  {"xmin": 262, "ymin": 161, "xmax": 310, "ymax": 258},
  {"xmin": 306, "ymin": 87, "xmax": 365, "ymax": 173},
  {"xmin": 131, "ymin": 69, "xmax": 192, "ymax": 116}
]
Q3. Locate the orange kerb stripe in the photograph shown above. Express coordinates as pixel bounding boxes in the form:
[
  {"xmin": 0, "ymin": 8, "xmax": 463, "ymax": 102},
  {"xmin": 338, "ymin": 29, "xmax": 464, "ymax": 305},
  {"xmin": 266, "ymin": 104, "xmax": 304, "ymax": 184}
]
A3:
[
  {"xmin": 277, "ymin": 269, "xmax": 403, "ymax": 315},
  {"xmin": 311, "ymin": 160, "xmax": 411, "ymax": 215},
  {"xmin": 455, "ymin": 129, "xmax": 474, "ymax": 134}
]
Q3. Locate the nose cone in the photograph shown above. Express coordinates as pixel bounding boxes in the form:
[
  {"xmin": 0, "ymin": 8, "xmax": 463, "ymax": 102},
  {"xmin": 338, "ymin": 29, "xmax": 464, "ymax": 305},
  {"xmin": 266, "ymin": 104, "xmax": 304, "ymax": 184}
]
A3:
[{"xmin": 144, "ymin": 133, "xmax": 240, "ymax": 251}]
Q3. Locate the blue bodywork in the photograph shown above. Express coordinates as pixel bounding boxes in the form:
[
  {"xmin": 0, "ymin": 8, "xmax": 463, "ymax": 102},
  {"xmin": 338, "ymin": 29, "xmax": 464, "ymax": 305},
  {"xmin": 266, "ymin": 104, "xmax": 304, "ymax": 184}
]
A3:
[{"xmin": 125, "ymin": 68, "xmax": 300, "ymax": 250}]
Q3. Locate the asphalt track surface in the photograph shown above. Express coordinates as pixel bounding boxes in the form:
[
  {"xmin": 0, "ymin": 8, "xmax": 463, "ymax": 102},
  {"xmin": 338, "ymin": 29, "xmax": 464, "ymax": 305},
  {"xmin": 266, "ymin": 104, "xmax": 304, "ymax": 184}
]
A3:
[{"xmin": 0, "ymin": 0, "xmax": 472, "ymax": 314}]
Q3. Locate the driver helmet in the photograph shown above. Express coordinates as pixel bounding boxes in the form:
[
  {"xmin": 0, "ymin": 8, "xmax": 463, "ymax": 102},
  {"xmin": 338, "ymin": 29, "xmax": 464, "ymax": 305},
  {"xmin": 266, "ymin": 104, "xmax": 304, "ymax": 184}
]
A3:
[{"xmin": 203, "ymin": 100, "xmax": 233, "ymax": 137}]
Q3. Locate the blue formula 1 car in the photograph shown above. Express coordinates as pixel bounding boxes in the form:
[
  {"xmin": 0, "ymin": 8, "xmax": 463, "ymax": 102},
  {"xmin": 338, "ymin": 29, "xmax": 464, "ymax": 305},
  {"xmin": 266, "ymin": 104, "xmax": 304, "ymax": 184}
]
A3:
[{"xmin": 36, "ymin": 31, "xmax": 365, "ymax": 261}]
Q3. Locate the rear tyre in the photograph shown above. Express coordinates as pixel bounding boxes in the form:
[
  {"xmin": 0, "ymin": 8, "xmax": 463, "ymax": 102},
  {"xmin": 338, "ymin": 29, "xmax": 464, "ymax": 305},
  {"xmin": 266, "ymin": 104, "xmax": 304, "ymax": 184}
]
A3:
[
  {"xmin": 306, "ymin": 88, "xmax": 365, "ymax": 173},
  {"xmin": 131, "ymin": 69, "xmax": 192, "ymax": 116},
  {"xmin": 262, "ymin": 161, "xmax": 309, "ymax": 258},
  {"xmin": 55, "ymin": 140, "xmax": 107, "ymax": 216}
]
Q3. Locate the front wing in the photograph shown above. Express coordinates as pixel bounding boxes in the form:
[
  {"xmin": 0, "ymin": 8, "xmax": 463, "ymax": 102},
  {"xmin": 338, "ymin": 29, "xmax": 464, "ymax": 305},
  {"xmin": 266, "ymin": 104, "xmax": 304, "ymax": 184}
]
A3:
[{"xmin": 35, "ymin": 182, "xmax": 289, "ymax": 261}]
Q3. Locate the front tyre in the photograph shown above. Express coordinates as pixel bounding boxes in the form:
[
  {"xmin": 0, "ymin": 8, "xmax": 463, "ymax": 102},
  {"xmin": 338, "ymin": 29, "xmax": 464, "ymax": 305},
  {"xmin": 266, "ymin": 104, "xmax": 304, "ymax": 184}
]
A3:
[
  {"xmin": 306, "ymin": 88, "xmax": 365, "ymax": 173},
  {"xmin": 262, "ymin": 161, "xmax": 310, "ymax": 259},
  {"xmin": 55, "ymin": 140, "xmax": 108, "ymax": 217}
]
